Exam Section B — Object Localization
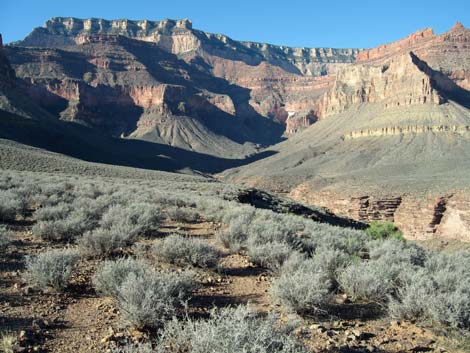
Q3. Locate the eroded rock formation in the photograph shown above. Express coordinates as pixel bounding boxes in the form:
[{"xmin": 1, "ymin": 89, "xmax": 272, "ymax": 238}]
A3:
[{"xmin": 288, "ymin": 188, "xmax": 470, "ymax": 242}]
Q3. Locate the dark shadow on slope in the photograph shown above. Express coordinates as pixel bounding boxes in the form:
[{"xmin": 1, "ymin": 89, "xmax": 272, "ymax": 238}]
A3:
[
  {"xmin": 0, "ymin": 110, "xmax": 278, "ymax": 174},
  {"xmin": 237, "ymin": 188, "xmax": 367, "ymax": 229},
  {"xmin": 123, "ymin": 38, "xmax": 286, "ymax": 146},
  {"xmin": 411, "ymin": 51, "xmax": 470, "ymax": 108},
  {"xmin": 8, "ymin": 39, "xmax": 286, "ymax": 148}
]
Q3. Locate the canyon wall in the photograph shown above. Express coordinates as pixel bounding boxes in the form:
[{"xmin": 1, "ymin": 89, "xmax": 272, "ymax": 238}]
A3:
[
  {"xmin": 12, "ymin": 17, "xmax": 362, "ymax": 135},
  {"xmin": 289, "ymin": 187, "xmax": 470, "ymax": 242}
]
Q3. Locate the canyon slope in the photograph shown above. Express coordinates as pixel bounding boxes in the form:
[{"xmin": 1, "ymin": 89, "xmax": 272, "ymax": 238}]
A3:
[{"xmin": 225, "ymin": 23, "xmax": 470, "ymax": 241}]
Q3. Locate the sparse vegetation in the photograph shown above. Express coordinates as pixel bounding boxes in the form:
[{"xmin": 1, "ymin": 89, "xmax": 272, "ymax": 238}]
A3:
[
  {"xmin": 24, "ymin": 248, "xmax": 80, "ymax": 291},
  {"xmin": 1, "ymin": 168, "xmax": 469, "ymax": 352}
]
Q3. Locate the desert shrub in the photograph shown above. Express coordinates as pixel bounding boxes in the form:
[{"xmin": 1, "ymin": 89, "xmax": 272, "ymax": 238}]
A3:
[
  {"xmin": 338, "ymin": 258, "xmax": 411, "ymax": 303},
  {"xmin": 71, "ymin": 195, "xmax": 116, "ymax": 221},
  {"xmin": 0, "ymin": 190, "xmax": 21, "ymax": 222},
  {"xmin": 368, "ymin": 238, "xmax": 427, "ymax": 266},
  {"xmin": 217, "ymin": 206, "xmax": 256, "ymax": 251},
  {"xmin": 165, "ymin": 206, "xmax": 199, "ymax": 223},
  {"xmin": 155, "ymin": 306, "xmax": 308, "ymax": 353},
  {"xmin": 310, "ymin": 247, "xmax": 352, "ymax": 288},
  {"xmin": 0, "ymin": 175, "xmax": 16, "ymax": 190},
  {"xmin": 388, "ymin": 269, "xmax": 436, "ymax": 323},
  {"xmin": 246, "ymin": 241, "xmax": 295, "ymax": 272},
  {"xmin": 116, "ymin": 270, "xmax": 194, "ymax": 328},
  {"xmin": 194, "ymin": 198, "xmax": 229, "ymax": 222},
  {"xmin": 93, "ymin": 257, "xmax": 147, "ymax": 297},
  {"xmin": 271, "ymin": 260, "xmax": 333, "ymax": 314},
  {"xmin": 95, "ymin": 257, "xmax": 194, "ymax": 328},
  {"xmin": 24, "ymin": 248, "xmax": 80, "ymax": 291},
  {"xmin": 77, "ymin": 224, "xmax": 137, "ymax": 257},
  {"xmin": 0, "ymin": 225, "xmax": 13, "ymax": 249},
  {"xmin": 75, "ymin": 183, "xmax": 103, "ymax": 199},
  {"xmin": 366, "ymin": 221, "xmax": 404, "ymax": 240},
  {"xmin": 301, "ymin": 224, "xmax": 369, "ymax": 257},
  {"xmin": 32, "ymin": 211, "xmax": 95, "ymax": 242},
  {"xmin": 152, "ymin": 234, "xmax": 220, "ymax": 269},
  {"xmin": 389, "ymin": 252, "xmax": 470, "ymax": 329},
  {"xmin": 9, "ymin": 187, "xmax": 33, "ymax": 216},
  {"xmin": 33, "ymin": 182, "xmax": 75, "ymax": 207},
  {"xmin": 100, "ymin": 203, "xmax": 162, "ymax": 237},
  {"xmin": 217, "ymin": 226, "xmax": 246, "ymax": 253},
  {"xmin": 35, "ymin": 203, "xmax": 73, "ymax": 222}
]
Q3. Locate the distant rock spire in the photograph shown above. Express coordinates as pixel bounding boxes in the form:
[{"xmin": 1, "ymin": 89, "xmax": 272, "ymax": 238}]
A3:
[{"xmin": 451, "ymin": 21, "xmax": 465, "ymax": 31}]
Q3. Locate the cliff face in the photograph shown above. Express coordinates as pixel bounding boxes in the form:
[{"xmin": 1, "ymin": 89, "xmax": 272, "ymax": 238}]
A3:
[
  {"xmin": 313, "ymin": 23, "xmax": 470, "ymax": 120},
  {"xmin": 12, "ymin": 17, "xmax": 360, "ymax": 136},
  {"xmin": 315, "ymin": 52, "xmax": 445, "ymax": 118},
  {"xmin": 356, "ymin": 23, "xmax": 470, "ymax": 91},
  {"xmin": 17, "ymin": 17, "xmax": 359, "ymax": 74}
]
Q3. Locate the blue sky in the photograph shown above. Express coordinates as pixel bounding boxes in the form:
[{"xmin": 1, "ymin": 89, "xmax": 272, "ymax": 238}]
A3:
[{"xmin": 2, "ymin": 0, "xmax": 470, "ymax": 48}]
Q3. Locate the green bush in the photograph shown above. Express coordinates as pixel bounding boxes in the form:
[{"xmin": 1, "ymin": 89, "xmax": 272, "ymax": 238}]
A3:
[{"xmin": 365, "ymin": 221, "xmax": 404, "ymax": 240}]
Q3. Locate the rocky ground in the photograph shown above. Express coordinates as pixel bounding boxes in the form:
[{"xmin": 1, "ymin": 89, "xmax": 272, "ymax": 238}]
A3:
[{"xmin": 1, "ymin": 216, "xmax": 467, "ymax": 353}]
